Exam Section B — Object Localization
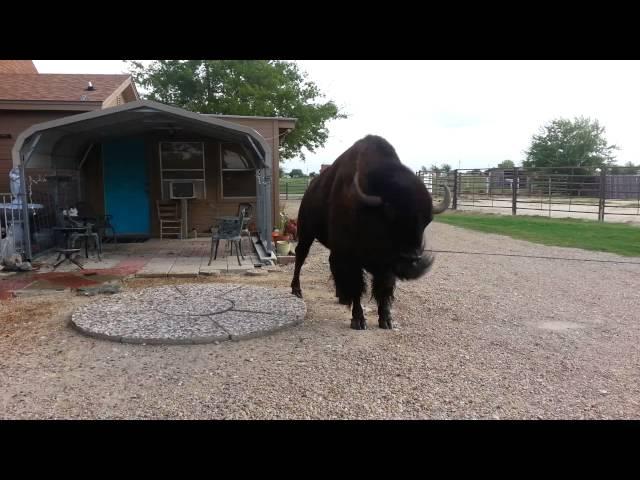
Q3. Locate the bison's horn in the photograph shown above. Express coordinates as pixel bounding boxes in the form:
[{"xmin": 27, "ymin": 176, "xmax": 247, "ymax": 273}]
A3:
[
  {"xmin": 353, "ymin": 173, "xmax": 383, "ymax": 207},
  {"xmin": 432, "ymin": 185, "xmax": 451, "ymax": 214}
]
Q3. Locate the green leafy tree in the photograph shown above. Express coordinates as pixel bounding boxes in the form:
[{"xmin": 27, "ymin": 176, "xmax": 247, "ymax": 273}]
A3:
[
  {"xmin": 127, "ymin": 60, "xmax": 347, "ymax": 162},
  {"xmin": 523, "ymin": 117, "xmax": 618, "ymax": 174},
  {"xmin": 309, "ymin": 171, "xmax": 317, "ymax": 178},
  {"xmin": 289, "ymin": 168, "xmax": 304, "ymax": 178},
  {"xmin": 497, "ymin": 160, "xmax": 515, "ymax": 169},
  {"xmin": 428, "ymin": 163, "xmax": 452, "ymax": 173}
]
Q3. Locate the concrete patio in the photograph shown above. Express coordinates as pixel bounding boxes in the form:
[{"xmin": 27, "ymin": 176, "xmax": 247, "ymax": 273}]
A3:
[{"xmin": 33, "ymin": 237, "xmax": 263, "ymax": 277}]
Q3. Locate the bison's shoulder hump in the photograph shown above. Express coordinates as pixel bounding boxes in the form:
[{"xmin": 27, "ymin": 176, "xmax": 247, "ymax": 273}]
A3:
[{"xmin": 358, "ymin": 135, "xmax": 398, "ymax": 158}]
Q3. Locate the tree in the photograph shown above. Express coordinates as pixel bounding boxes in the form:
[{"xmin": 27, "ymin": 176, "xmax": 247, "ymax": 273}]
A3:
[
  {"xmin": 497, "ymin": 160, "xmax": 515, "ymax": 169},
  {"xmin": 429, "ymin": 163, "xmax": 451, "ymax": 174},
  {"xmin": 279, "ymin": 169, "xmax": 287, "ymax": 179},
  {"xmin": 289, "ymin": 168, "xmax": 304, "ymax": 178},
  {"xmin": 309, "ymin": 171, "xmax": 317, "ymax": 178},
  {"xmin": 523, "ymin": 117, "xmax": 618, "ymax": 173},
  {"xmin": 127, "ymin": 60, "xmax": 347, "ymax": 162}
]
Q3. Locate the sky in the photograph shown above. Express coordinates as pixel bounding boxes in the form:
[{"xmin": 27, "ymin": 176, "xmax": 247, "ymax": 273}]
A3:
[{"xmin": 33, "ymin": 60, "xmax": 640, "ymax": 174}]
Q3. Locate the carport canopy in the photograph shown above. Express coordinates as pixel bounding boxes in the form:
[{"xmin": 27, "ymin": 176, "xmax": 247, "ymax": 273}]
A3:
[
  {"xmin": 11, "ymin": 100, "xmax": 269, "ymax": 170},
  {"xmin": 10, "ymin": 100, "xmax": 274, "ymax": 260}
]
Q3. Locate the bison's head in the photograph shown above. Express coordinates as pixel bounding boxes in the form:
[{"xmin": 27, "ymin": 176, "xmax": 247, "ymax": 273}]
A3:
[{"xmin": 353, "ymin": 166, "xmax": 450, "ymax": 280}]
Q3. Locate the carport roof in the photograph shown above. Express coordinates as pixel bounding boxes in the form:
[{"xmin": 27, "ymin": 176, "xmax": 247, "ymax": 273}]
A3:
[{"xmin": 12, "ymin": 100, "xmax": 270, "ymax": 170}]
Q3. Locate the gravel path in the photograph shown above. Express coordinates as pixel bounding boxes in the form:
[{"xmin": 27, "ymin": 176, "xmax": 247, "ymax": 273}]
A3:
[{"xmin": 1, "ymin": 222, "xmax": 639, "ymax": 419}]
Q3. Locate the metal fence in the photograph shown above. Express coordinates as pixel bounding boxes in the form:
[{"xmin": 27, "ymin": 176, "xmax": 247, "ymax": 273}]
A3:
[
  {"xmin": 280, "ymin": 177, "xmax": 311, "ymax": 200},
  {"xmin": 0, "ymin": 169, "xmax": 77, "ymax": 262},
  {"xmin": 418, "ymin": 166, "xmax": 640, "ymax": 222}
]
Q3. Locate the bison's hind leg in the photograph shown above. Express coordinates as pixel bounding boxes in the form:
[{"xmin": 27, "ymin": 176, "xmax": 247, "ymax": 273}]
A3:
[
  {"xmin": 291, "ymin": 234, "xmax": 313, "ymax": 298},
  {"xmin": 329, "ymin": 253, "xmax": 367, "ymax": 330}
]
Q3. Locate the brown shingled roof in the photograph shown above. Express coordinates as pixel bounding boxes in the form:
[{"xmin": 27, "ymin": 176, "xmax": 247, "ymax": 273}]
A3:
[
  {"xmin": 0, "ymin": 60, "xmax": 38, "ymax": 74},
  {"xmin": 0, "ymin": 73, "xmax": 131, "ymax": 102}
]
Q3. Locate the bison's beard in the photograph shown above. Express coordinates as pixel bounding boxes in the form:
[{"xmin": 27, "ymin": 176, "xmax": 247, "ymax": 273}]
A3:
[{"xmin": 393, "ymin": 253, "xmax": 434, "ymax": 280}]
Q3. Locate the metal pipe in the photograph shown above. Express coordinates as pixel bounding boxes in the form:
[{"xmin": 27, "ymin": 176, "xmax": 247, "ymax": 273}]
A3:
[
  {"xmin": 20, "ymin": 160, "xmax": 32, "ymax": 260},
  {"xmin": 18, "ymin": 134, "xmax": 42, "ymax": 260}
]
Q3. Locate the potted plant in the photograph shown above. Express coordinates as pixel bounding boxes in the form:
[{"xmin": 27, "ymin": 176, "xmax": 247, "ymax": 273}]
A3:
[{"xmin": 275, "ymin": 209, "xmax": 291, "ymax": 243}]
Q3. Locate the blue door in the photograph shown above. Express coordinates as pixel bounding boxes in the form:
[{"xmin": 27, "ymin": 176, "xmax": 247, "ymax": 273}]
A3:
[{"xmin": 102, "ymin": 139, "xmax": 150, "ymax": 236}]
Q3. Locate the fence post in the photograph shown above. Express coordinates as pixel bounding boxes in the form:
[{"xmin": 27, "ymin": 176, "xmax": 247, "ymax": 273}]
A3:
[
  {"xmin": 452, "ymin": 170, "xmax": 458, "ymax": 210},
  {"xmin": 512, "ymin": 167, "xmax": 519, "ymax": 215},
  {"xmin": 598, "ymin": 167, "xmax": 606, "ymax": 222},
  {"xmin": 285, "ymin": 182, "xmax": 289, "ymax": 200}
]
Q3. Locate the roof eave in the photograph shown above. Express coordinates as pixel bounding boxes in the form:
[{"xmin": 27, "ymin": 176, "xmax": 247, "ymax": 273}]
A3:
[
  {"xmin": 0, "ymin": 100, "xmax": 103, "ymax": 111},
  {"xmin": 202, "ymin": 113, "xmax": 298, "ymax": 122}
]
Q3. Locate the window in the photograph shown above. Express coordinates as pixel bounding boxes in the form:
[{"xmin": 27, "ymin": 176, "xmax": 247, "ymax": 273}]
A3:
[
  {"xmin": 221, "ymin": 143, "xmax": 256, "ymax": 198},
  {"xmin": 160, "ymin": 142, "xmax": 205, "ymax": 200}
]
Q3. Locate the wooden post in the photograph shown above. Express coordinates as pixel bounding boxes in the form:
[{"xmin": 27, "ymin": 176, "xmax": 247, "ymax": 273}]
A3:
[
  {"xmin": 598, "ymin": 167, "xmax": 607, "ymax": 222},
  {"xmin": 512, "ymin": 168, "xmax": 519, "ymax": 215},
  {"xmin": 452, "ymin": 170, "xmax": 458, "ymax": 210},
  {"xmin": 180, "ymin": 198, "xmax": 189, "ymax": 239}
]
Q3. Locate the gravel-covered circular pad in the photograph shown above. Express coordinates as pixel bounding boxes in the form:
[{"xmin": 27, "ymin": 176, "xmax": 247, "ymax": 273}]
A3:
[{"xmin": 71, "ymin": 283, "xmax": 306, "ymax": 344}]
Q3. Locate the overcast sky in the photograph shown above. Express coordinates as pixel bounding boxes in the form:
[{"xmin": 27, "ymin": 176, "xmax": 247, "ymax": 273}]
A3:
[{"xmin": 34, "ymin": 60, "xmax": 640, "ymax": 174}]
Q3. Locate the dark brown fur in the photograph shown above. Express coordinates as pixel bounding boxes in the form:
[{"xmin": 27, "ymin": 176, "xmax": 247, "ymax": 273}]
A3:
[{"xmin": 291, "ymin": 135, "xmax": 445, "ymax": 330}]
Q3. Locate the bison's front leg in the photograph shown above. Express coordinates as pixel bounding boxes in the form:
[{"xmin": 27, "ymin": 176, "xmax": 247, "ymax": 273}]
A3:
[
  {"xmin": 329, "ymin": 253, "xmax": 367, "ymax": 330},
  {"xmin": 350, "ymin": 299, "xmax": 367, "ymax": 330},
  {"xmin": 372, "ymin": 272, "xmax": 396, "ymax": 329}
]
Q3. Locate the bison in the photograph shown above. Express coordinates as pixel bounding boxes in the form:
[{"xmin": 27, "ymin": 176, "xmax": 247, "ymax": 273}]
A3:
[{"xmin": 290, "ymin": 135, "xmax": 451, "ymax": 330}]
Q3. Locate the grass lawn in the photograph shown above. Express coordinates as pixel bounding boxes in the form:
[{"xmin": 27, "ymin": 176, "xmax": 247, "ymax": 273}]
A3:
[
  {"xmin": 434, "ymin": 212, "xmax": 640, "ymax": 257},
  {"xmin": 279, "ymin": 177, "xmax": 310, "ymax": 193}
]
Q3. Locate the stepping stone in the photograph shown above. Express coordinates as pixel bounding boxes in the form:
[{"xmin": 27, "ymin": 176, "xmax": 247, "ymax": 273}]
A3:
[{"xmin": 71, "ymin": 284, "xmax": 306, "ymax": 344}]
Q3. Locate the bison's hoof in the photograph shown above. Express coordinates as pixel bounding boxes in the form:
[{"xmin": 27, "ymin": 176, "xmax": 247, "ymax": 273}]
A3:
[
  {"xmin": 291, "ymin": 288, "xmax": 303, "ymax": 298},
  {"xmin": 378, "ymin": 318, "xmax": 394, "ymax": 330},
  {"xmin": 351, "ymin": 318, "xmax": 368, "ymax": 330}
]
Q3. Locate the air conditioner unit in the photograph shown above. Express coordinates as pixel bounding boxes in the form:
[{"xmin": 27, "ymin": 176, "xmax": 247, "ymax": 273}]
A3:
[{"xmin": 170, "ymin": 181, "xmax": 196, "ymax": 199}]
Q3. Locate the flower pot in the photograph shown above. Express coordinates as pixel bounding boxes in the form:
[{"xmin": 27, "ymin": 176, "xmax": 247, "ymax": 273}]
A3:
[
  {"xmin": 276, "ymin": 240, "xmax": 290, "ymax": 256},
  {"xmin": 273, "ymin": 234, "xmax": 290, "ymax": 242}
]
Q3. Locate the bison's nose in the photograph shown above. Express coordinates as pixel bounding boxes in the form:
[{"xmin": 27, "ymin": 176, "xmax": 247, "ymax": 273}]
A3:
[
  {"xmin": 400, "ymin": 252, "xmax": 423, "ymax": 262},
  {"xmin": 401, "ymin": 251, "xmax": 431, "ymax": 265},
  {"xmin": 394, "ymin": 252, "xmax": 435, "ymax": 280},
  {"xmin": 421, "ymin": 253, "xmax": 434, "ymax": 271}
]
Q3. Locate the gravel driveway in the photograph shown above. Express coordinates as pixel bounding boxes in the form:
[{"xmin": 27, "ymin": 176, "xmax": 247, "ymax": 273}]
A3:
[{"xmin": 1, "ymin": 222, "xmax": 639, "ymax": 419}]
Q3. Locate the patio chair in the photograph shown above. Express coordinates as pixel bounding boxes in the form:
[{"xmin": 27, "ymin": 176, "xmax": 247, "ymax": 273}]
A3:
[
  {"xmin": 208, "ymin": 214, "xmax": 243, "ymax": 266},
  {"xmin": 68, "ymin": 220, "xmax": 102, "ymax": 261},
  {"xmin": 75, "ymin": 201, "xmax": 117, "ymax": 244},
  {"xmin": 95, "ymin": 214, "xmax": 117, "ymax": 244},
  {"xmin": 156, "ymin": 200, "xmax": 183, "ymax": 239}
]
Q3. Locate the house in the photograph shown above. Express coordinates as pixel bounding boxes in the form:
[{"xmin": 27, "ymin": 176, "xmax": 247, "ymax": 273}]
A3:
[
  {"xmin": 2, "ymin": 61, "xmax": 296, "ymax": 261},
  {"xmin": 0, "ymin": 60, "xmax": 139, "ymax": 192}
]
